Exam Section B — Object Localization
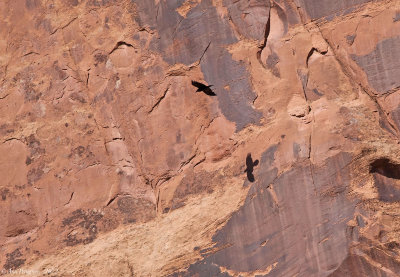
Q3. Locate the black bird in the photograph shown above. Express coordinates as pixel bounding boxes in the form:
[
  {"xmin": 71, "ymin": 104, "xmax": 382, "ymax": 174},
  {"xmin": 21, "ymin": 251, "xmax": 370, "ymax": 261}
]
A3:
[
  {"xmin": 191, "ymin": 80, "xmax": 216, "ymax": 96},
  {"xmin": 244, "ymin": 153, "xmax": 259, "ymax": 182}
]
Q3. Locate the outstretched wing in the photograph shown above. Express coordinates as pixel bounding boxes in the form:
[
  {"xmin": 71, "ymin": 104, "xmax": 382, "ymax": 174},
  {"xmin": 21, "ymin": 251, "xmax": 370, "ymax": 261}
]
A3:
[
  {"xmin": 246, "ymin": 153, "xmax": 252, "ymax": 168},
  {"xmin": 203, "ymin": 87, "xmax": 216, "ymax": 96},
  {"xmin": 191, "ymin": 80, "xmax": 204, "ymax": 89}
]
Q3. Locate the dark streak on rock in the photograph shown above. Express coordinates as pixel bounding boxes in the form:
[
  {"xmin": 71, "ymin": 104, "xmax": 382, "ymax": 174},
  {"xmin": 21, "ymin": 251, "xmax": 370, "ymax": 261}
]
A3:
[
  {"xmin": 3, "ymin": 249, "xmax": 25, "ymax": 270},
  {"xmin": 1, "ymin": 188, "xmax": 10, "ymax": 201},
  {"xmin": 298, "ymin": 0, "xmax": 374, "ymax": 21},
  {"xmin": 62, "ymin": 209, "xmax": 104, "ymax": 246},
  {"xmin": 27, "ymin": 166, "xmax": 44, "ymax": 185},
  {"xmin": 175, "ymin": 151, "xmax": 356, "ymax": 276},
  {"xmin": 346, "ymin": 34, "xmax": 356, "ymax": 45},
  {"xmin": 394, "ymin": 11, "xmax": 400, "ymax": 22},
  {"xmin": 133, "ymin": 0, "xmax": 261, "ymax": 131},
  {"xmin": 312, "ymin": 88, "xmax": 324, "ymax": 96},
  {"xmin": 266, "ymin": 51, "xmax": 280, "ymax": 77},
  {"xmin": 351, "ymin": 36, "xmax": 400, "ymax": 94}
]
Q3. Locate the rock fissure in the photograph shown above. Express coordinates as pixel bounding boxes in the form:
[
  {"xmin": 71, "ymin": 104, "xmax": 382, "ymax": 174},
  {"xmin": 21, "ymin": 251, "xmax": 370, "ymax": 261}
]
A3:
[
  {"xmin": 50, "ymin": 17, "xmax": 78, "ymax": 35},
  {"xmin": 257, "ymin": 5, "xmax": 271, "ymax": 68},
  {"xmin": 109, "ymin": 41, "xmax": 134, "ymax": 55},
  {"xmin": 314, "ymin": 24, "xmax": 400, "ymax": 138},
  {"xmin": 2, "ymin": 1, "xmax": 400, "ymax": 275},
  {"xmin": 148, "ymin": 85, "xmax": 170, "ymax": 114}
]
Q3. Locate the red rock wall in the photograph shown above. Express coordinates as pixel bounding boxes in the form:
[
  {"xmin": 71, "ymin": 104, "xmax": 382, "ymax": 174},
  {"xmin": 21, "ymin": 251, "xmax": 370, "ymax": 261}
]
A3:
[{"xmin": 1, "ymin": 0, "xmax": 400, "ymax": 276}]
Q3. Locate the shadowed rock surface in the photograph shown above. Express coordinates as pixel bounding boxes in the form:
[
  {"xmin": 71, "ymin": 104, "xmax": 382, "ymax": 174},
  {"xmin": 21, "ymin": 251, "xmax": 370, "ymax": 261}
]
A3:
[
  {"xmin": 297, "ymin": 0, "xmax": 374, "ymax": 20},
  {"xmin": 175, "ymin": 151, "xmax": 356, "ymax": 276},
  {"xmin": 135, "ymin": 0, "xmax": 263, "ymax": 131},
  {"xmin": 352, "ymin": 36, "xmax": 400, "ymax": 93}
]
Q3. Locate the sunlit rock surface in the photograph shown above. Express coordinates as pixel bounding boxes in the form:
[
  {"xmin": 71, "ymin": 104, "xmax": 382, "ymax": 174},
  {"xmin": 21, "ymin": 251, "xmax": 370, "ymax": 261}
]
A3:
[{"xmin": 1, "ymin": 0, "xmax": 400, "ymax": 276}]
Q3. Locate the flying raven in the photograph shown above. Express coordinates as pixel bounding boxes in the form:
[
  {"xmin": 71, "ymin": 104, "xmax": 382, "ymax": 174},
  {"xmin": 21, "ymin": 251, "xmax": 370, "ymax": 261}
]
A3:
[
  {"xmin": 191, "ymin": 80, "xmax": 216, "ymax": 96},
  {"xmin": 244, "ymin": 153, "xmax": 259, "ymax": 182}
]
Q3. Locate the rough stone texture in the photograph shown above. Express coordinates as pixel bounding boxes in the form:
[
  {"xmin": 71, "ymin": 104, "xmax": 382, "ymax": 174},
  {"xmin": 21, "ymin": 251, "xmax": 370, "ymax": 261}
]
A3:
[
  {"xmin": 176, "ymin": 152, "xmax": 356, "ymax": 276},
  {"xmin": 352, "ymin": 36, "xmax": 400, "ymax": 93},
  {"xmin": 296, "ymin": 0, "xmax": 374, "ymax": 20},
  {"xmin": 224, "ymin": 0, "xmax": 270, "ymax": 41},
  {"xmin": 370, "ymin": 159, "xmax": 400, "ymax": 202},
  {"xmin": 1, "ymin": 0, "xmax": 400, "ymax": 276}
]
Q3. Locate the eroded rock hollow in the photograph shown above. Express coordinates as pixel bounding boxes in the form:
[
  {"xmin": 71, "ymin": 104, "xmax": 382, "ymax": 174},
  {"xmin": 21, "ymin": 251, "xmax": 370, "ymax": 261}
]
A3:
[{"xmin": 1, "ymin": 0, "xmax": 400, "ymax": 276}]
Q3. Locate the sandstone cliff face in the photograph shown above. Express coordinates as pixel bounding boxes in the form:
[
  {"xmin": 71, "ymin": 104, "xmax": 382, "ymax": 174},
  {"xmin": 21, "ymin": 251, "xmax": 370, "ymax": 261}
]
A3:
[{"xmin": 1, "ymin": 0, "xmax": 400, "ymax": 276}]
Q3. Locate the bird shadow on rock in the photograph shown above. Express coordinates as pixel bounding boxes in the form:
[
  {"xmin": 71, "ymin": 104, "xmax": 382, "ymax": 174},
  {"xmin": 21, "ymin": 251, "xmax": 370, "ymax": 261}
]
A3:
[{"xmin": 244, "ymin": 153, "xmax": 259, "ymax": 183}]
